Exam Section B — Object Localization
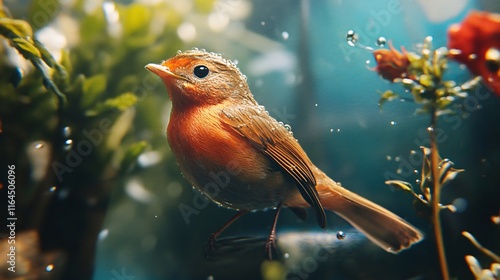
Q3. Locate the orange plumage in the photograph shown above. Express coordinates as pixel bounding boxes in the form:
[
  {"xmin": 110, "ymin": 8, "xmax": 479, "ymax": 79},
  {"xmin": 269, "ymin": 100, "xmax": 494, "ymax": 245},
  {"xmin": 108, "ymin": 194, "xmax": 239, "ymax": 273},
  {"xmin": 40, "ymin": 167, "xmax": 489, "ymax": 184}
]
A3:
[{"xmin": 146, "ymin": 50, "xmax": 423, "ymax": 256}]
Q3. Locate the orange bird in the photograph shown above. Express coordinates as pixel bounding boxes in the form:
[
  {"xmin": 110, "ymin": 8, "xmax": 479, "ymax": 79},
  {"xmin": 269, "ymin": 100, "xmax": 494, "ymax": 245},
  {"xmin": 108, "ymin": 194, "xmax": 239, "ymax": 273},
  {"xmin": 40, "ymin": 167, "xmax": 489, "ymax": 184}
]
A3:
[{"xmin": 146, "ymin": 50, "xmax": 423, "ymax": 258}]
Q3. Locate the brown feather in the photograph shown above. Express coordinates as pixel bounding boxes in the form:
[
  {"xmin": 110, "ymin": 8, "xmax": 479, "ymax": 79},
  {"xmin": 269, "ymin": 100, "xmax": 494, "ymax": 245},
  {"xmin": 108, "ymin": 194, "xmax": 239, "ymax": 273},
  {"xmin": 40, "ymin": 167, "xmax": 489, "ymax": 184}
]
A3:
[{"xmin": 221, "ymin": 105, "xmax": 327, "ymax": 228}]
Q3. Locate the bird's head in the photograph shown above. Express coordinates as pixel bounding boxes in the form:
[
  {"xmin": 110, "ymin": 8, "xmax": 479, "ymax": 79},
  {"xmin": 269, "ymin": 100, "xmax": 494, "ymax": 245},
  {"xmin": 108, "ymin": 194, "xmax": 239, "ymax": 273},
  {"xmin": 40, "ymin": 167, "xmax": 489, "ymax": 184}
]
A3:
[{"xmin": 146, "ymin": 49, "xmax": 253, "ymax": 107}]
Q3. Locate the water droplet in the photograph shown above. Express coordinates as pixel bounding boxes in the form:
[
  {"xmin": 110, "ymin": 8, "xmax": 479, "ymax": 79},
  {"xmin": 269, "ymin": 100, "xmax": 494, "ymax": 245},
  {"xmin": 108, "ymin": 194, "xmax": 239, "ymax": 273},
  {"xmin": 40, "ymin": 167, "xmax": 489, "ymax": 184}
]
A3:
[
  {"xmin": 427, "ymin": 126, "xmax": 434, "ymax": 132},
  {"xmin": 396, "ymin": 168, "xmax": 402, "ymax": 174},
  {"xmin": 35, "ymin": 143, "xmax": 44, "ymax": 149},
  {"xmin": 390, "ymin": 121, "xmax": 396, "ymax": 126},
  {"xmin": 98, "ymin": 229, "xmax": 109, "ymax": 241},
  {"xmin": 63, "ymin": 126, "xmax": 71, "ymax": 137},
  {"xmin": 260, "ymin": 21, "xmax": 265, "ymax": 26},
  {"xmin": 281, "ymin": 31, "xmax": 289, "ymax": 40},
  {"xmin": 365, "ymin": 59, "xmax": 371, "ymax": 65},
  {"xmin": 410, "ymin": 150, "xmax": 417, "ymax": 155},
  {"xmin": 416, "ymin": 179, "xmax": 421, "ymax": 184},
  {"xmin": 336, "ymin": 231, "xmax": 346, "ymax": 240},
  {"xmin": 468, "ymin": 54, "xmax": 477, "ymax": 60},
  {"xmin": 207, "ymin": 276, "xmax": 214, "ymax": 280},
  {"xmin": 330, "ymin": 128, "xmax": 334, "ymax": 133},
  {"xmin": 414, "ymin": 170, "xmax": 419, "ymax": 174},
  {"xmin": 376, "ymin": 37, "xmax": 387, "ymax": 47},
  {"xmin": 155, "ymin": 215, "xmax": 158, "ymax": 218},
  {"xmin": 46, "ymin": 264, "xmax": 54, "ymax": 272},
  {"xmin": 284, "ymin": 124, "xmax": 292, "ymax": 131},
  {"xmin": 284, "ymin": 253, "xmax": 290, "ymax": 258},
  {"xmin": 337, "ymin": 128, "xmax": 341, "ymax": 132},
  {"xmin": 49, "ymin": 186, "xmax": 57, "ymax": 192},
  {"xmin": 346, "ymin": 30, "xmax": 358, "ymax": 47},
  {"xmin": 64, "ymin": 139, "xmax": 73, "ymax": 150},
  {"xmin": 386, "ymin": 155, "xmax": 392, "ymax": 161},
  {"xmin": 452, "ymin": 197, "xmax": 467, "ymax": 213},
  {"xmin": 314, "ymin": 103, "xmax": 318, "ymax": 107},
  {"xmin": 395, "ymin": 156, "xmax": 401, "ymax": 162}
]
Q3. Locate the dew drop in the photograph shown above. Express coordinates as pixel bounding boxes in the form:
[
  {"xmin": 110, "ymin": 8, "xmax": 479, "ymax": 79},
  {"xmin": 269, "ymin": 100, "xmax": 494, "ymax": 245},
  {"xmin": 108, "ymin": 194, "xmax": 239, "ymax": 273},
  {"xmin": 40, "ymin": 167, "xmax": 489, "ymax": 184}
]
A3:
[
  {"xmin": 390, "ymin": 121, "xmax": 396, "ymax": 126},
  {"xmin": 386, "ymin": 155, "xmax": 392, "ymax": 161},
  {"xmin": 396, "ymin": 168, "xmax": 402, "ymax": 174},
  {"xmin": 49, "ymin": 186, "xmax": 57, "ymax": 192},
  {"xmin": 64, "ymin": 139, "xmax": 73, "ymax": 150},
  {"xmin": 395, "ymin": 156, "xmax": 401, "ymax": 162},
  {"xmin": 336, "ymin": 231, "xmax": 346, "ymax": 240},
  {"xmin": 284, "ymin": 253, "xmax": 290, "ymax": 258},
  {"xmin": 46, "ymin": 264, "xmax": 54, "ymax": 272},
  {"xmin": 281, "ymin": 31, "xmax": 289, "ymax": 40},
  {"xmin": 314, "ymin": 103, "xmax": 318, "ymax": 107},
  {"xmin": 376, "ymin": 36, "xmax": 387, "ymax": 47},
  {"xmin": 207, "ymin": 276, "xmax": 214, "ymax": 280},
  {"xmin": 337, "ymin": 128, "xmax": 341, "ymax": 132},
  {"xmin": 416, "ymin": 179, "xmax": 421, "ymax": 184},
  {"xmin": 346, "ymin": 30, "xmax": 358, "ymax": 47},
  {"xmin": 260, "ymin": 21, "xmax": 265, "ymax": 26},
  {"xmin": 98, "ymin": 229, "xmax": 109, "ymax": 241},
  {"xmin": 35, "ymin": 143, "xmax": 44, "ymax": 149},
  {"xmin": 468, "ymin": 54, "xmax": 477, "ymax": 60},
  {"xmin": 414, "ymin": 170, "xmax": 419, "ymax": 174},
  {"xmin": 427, "ymin": 126, "xmax": 434, "ymax": 132},
  {"xmin": 63, "ymin": 126, "xmax": 71, "ymax": 137}
]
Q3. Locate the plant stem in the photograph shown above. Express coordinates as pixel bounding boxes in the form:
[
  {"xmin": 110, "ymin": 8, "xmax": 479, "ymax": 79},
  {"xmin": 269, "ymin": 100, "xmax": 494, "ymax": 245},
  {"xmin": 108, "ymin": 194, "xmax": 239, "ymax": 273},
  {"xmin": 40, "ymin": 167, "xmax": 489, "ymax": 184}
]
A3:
[{"xmin": 429, "ymin": 105, "xmax": 449, "ymax": 280}]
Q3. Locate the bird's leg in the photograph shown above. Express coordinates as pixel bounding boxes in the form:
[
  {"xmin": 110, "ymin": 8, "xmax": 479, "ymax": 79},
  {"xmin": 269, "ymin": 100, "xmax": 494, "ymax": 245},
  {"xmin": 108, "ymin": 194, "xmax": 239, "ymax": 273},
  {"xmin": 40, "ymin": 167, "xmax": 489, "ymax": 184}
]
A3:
[
  {"xmin": 265, "ymin": 202, "xmax": 283, "ymax": 260},
  {"xmin": 205, "ymin": 210, "xmax": 249, "ymax": 256}
]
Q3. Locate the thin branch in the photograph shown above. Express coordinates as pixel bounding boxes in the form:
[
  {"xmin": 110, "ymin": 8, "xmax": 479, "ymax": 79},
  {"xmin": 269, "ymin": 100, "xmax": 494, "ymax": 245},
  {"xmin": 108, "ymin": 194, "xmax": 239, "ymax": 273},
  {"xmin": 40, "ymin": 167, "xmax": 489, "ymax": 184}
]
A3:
[{"xmin": 429, "ymin": 105, "xmax": 450, "ymax": 280}]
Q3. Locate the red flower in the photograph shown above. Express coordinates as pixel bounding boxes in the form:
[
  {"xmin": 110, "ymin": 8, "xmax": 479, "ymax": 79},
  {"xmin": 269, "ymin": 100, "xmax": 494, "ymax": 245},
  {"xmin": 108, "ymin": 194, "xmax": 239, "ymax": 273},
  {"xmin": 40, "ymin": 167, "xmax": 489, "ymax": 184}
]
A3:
[
  {"xmin": 373, "ymin": 42, "xmax": 410, "ymax": 82},
  {"xmin": 448, "ymin": 11, "xmax": 500, "ymax": 96}
]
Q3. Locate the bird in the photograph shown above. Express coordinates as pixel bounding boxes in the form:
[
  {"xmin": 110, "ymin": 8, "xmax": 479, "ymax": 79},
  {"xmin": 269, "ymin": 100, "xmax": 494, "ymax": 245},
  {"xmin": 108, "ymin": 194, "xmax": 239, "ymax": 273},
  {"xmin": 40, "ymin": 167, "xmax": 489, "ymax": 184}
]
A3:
[{"xmin": 145, "ymin": 49, "xmax": 423, "ymax": 258}]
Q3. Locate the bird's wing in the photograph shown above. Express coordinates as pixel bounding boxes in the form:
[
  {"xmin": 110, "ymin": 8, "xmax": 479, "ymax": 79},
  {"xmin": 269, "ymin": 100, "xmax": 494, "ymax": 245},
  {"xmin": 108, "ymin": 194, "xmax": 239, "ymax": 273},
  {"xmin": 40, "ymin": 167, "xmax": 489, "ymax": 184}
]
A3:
[{"xmin": 221, "ymin": 105, "xmax": 327, "ymax": 228}]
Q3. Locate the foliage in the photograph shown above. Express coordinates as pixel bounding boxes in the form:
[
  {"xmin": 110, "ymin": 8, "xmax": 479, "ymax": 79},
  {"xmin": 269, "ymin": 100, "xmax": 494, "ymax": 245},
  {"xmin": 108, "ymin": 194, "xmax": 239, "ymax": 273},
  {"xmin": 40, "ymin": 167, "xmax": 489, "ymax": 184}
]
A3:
[{"xmin": 0, "ymin": 0, "xmax": 201, "ymax": 278}]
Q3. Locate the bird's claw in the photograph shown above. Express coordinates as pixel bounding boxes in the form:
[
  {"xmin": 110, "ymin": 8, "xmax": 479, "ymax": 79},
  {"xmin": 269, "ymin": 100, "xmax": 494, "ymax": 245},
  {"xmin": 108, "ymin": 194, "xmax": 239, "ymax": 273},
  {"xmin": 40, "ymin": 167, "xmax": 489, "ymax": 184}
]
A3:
[
  {"xmin": 264, "ymin": 234, "xmax": 277, "ymax": 260},
  {"xmin": 204, "ymin": 234, "xmax": 218, "ymax": 259}
]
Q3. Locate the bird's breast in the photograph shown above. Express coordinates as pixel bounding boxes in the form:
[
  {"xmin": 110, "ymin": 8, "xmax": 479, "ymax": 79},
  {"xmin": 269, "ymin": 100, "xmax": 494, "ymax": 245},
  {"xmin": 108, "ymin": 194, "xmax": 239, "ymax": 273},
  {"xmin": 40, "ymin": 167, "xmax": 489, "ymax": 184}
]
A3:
[{"xmin": 166, "ymin": 106, "xmax": 297, "ymax": 210}]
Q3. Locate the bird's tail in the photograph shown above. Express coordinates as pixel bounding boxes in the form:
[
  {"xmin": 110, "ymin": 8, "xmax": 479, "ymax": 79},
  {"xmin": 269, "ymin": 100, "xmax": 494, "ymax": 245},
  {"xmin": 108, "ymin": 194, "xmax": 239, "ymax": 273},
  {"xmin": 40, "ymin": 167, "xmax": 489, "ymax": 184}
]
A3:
[{"xmin": 314, "ymin": 169, "xmax": 424, "ymax": 253}]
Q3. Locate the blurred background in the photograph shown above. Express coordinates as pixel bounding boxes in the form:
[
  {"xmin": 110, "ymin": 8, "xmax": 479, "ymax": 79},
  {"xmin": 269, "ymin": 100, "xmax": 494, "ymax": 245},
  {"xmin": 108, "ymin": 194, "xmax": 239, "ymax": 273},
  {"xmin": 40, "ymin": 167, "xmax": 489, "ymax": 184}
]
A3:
[{"xmin": 0, "ymin": 0, "xmax": 499, "ymax": 279}]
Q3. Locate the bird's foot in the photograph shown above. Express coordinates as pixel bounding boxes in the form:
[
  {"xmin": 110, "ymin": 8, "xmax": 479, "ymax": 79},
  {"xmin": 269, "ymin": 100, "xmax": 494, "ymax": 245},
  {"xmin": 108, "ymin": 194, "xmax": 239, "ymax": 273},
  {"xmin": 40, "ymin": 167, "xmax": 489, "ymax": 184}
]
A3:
[
  {"xmin": 264, "ymin": 232, "xmax": 277, "ymax": 260},
  {"xmin": 204, "ymin": 234, "xmax": 218, "ymax": 259}
]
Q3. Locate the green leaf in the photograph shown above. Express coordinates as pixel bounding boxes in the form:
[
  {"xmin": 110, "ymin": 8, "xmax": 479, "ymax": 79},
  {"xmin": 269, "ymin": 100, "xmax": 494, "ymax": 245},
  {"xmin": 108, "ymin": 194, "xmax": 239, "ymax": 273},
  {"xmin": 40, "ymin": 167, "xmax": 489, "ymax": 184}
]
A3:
[
  {"xmin": 378, "ymin": 90, "xmax": 399, "ymax": 109},
  {"xmin": 385, "ymin": 180, "xmax": 414, "ymax": 192},
  {"xmin": 12, "ymin": 37, "xmax": 41, "ymax": 58},
  {"xmin": 121, "ymin": 4, "xmax": 150, "ymax": 36},
  {"xmin": 33, "ymin": 39, "xmax": 56, "ymax": 67},
  {"xmin": 0, "ymin": 18, "xmax": 34, "ymax": 38},
  {"xmin": 82, "ymin": 74, "xmax": 107, "ymax": 108},
  {"xmin": 439, "ymin": 160, "xmax": 464, "ymax": 185},
  {"xmin": 80, "ymin": 11, "xmax": 106, "ymax": 43},
  {"xmin": 87, "ymin": 92, "xmax": 138, "ymax": 116},
  {"xmin": 419, "ymin": 74, "xmax": 434, "ymax": 88}
]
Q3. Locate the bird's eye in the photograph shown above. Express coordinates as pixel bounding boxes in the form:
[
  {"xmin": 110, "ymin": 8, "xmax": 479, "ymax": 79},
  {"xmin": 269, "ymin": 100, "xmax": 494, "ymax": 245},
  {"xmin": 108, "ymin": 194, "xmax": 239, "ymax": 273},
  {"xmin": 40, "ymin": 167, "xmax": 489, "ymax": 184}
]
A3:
[{"xmin": 193, "ymin": 65, "xmax": 209, "ymax": 78}]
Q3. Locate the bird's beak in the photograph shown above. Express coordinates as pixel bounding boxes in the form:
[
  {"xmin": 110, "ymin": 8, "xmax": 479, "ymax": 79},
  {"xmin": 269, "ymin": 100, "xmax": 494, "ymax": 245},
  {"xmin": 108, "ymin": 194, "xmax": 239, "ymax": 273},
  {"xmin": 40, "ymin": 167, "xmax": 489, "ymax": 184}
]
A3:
[
  {"xmin": 145, "ymin": 63, "xmax": 172, "ymax": 78},
  {"xmin": 145, "ymin": 63, "xmax": 186, "ymax": 81}
]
